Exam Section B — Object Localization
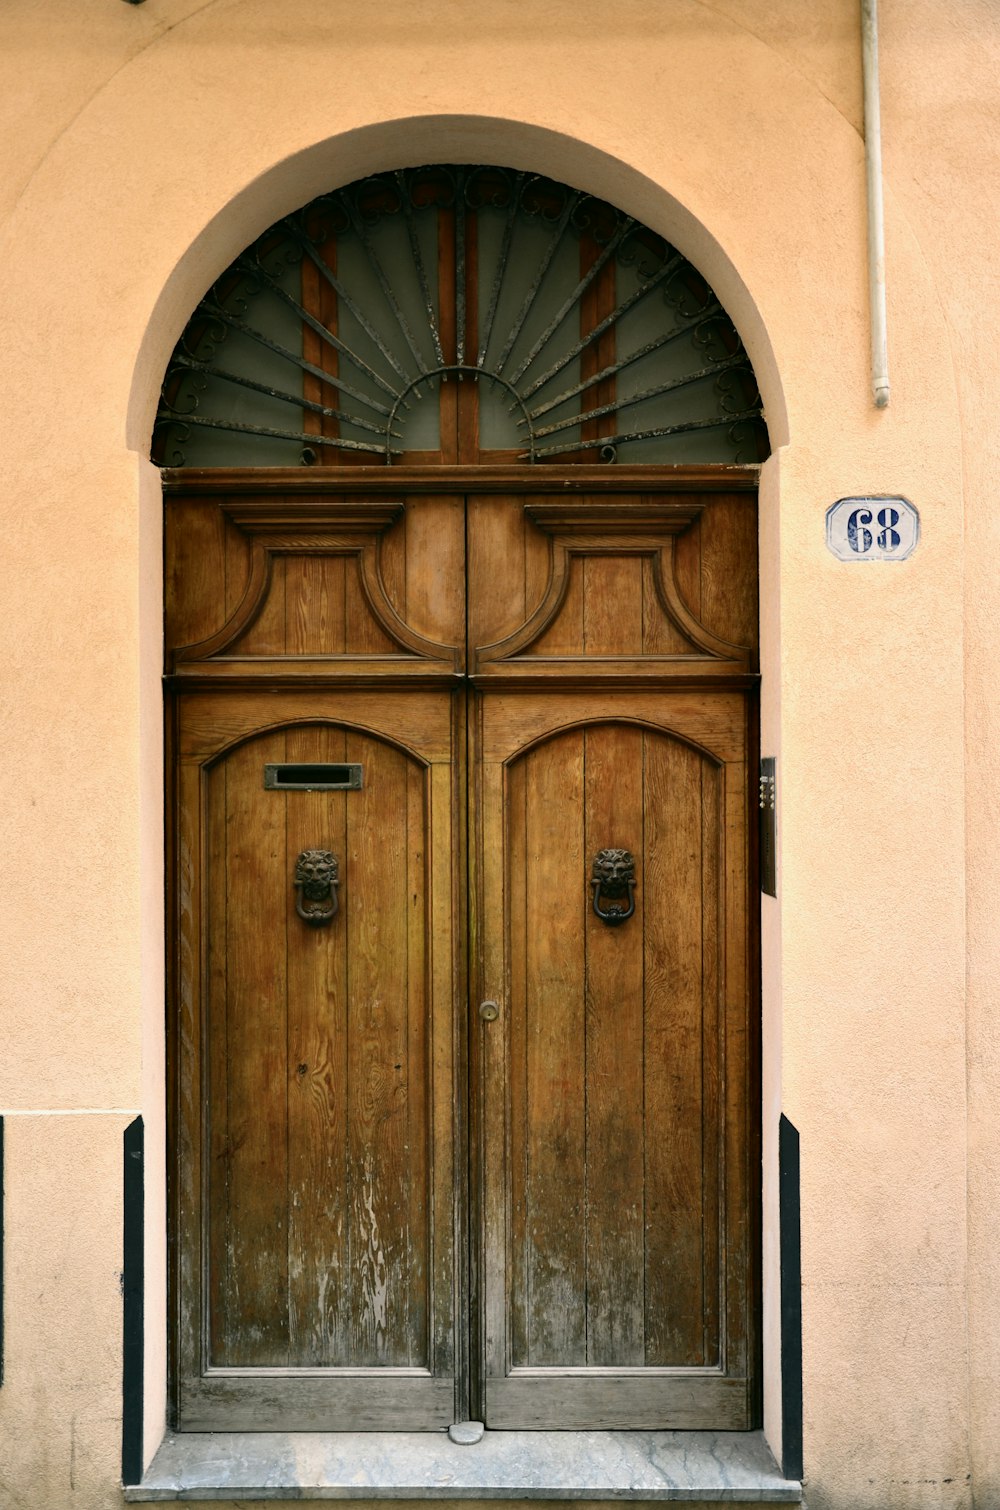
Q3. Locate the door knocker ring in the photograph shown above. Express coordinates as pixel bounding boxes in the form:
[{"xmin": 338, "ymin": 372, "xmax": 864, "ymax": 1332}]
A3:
[
  {"xmin": 590, "ymin": 848, "xmax": 637, "ymax": 927},
  {"xmin": 294, "ymin": 849, "xmax": 340, "ymax": 927}
]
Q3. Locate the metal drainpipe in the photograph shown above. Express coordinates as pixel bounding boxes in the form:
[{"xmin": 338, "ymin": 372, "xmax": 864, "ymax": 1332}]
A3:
[{"xmin": 862, "ymin": 0, "xmax": 890, "ymax": 407}]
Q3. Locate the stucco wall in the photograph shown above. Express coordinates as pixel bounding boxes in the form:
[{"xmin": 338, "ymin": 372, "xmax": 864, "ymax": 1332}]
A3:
[{"xmin": 0, "ymin": 3, "xmax": 994, "ymax": 1509}]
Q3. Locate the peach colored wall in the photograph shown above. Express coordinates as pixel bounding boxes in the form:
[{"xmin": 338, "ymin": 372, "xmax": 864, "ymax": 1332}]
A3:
[
  {"xmin": 880, "ymin": 11, "xmax": 1000, "ymax": 1501},
  {"xmin": 0, "ymin": 3, "xmax": 993, "ymax": 1509}
]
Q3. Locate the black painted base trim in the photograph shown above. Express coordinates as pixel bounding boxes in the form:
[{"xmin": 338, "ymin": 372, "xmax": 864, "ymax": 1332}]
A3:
[
  {"xmin": 0, "ymin": 1116, "xmax": 5, "ymax": 1386},
  {"xmin": 778, "ymin": 1114, "xmax": 803, "ymax": 1482},
  {"xmin": 123, "ymin": 1116, "xmax": 145, "ymax": 1484}
]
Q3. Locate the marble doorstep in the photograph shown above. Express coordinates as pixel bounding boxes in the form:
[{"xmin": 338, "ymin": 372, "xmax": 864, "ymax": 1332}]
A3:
[{"xmin": 124, "ymin": 1429, "xmax": 801, "ymax": 1502}]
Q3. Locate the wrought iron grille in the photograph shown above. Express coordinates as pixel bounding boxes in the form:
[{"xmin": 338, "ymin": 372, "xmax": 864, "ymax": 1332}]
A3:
[{"xmin": 154, "ymin": 166, "xmax": 768, "ymax": 467}]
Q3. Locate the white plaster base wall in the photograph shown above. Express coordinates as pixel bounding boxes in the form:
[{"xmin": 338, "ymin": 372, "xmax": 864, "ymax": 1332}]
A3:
[{"xmin": 0, "ymin": 3, "xmax": 992, "ymax": 1508}]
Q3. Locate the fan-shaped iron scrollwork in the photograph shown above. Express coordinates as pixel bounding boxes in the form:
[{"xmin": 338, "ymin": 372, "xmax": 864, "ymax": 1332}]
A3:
[{"xmin": 155, "ymin": 165, "xmax": 768, "ymax": 468}]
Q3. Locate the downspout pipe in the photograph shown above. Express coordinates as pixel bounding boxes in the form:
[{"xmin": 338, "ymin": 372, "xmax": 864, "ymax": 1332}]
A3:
[{"xmin": 862, "ymin": 0, "xmax": 890, "ymax": 407}]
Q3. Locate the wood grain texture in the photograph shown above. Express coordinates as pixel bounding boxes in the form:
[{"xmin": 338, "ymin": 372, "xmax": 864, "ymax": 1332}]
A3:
[
  {"xmin": 284, "ymin": 725, "xmax": 350, "ymax": 1365},
  {"xmin": 175, "ymin": 693, "xmax": 457, "ymax": 1428},
  {"xmin": 467, "ymin": 492, "xmax": 754, "ymax": 675},
  {"xmin": 400, "ymin": 494, "xmax": 466, "ymax": 651},
  {"xmin": 215, "ymin": 731, "xmax": 290, "ymax": 1365},
  {"xmin": 164, "ymin": 498, "xmax": 230, "ymax": 652},
  {"xmin": 484, "ymin": 1372, "xmax": 749, "ymax": 1430},
  {"xmin": 517, "ymin": 730, "xmax": 587, "ymax": 1367},
  {"xmin": 285, "ymin": 555, "xmax": 347, "ymax": 655},
  {"xmin": 467, "ymin": 495, "xmax": 528, "ymax": 651},
  {"xmin": 582, "ymin": 723, "xmax": 645, "ymax": 1367},
  {"xmin": 164, "ymin": 466, "xmax": 760, "ymax": 495},
  {"xmin": 173, "ymin": 757, "xmax": 204, "ymax": 1424},
  {"xmin": 301, "ymin": 225, "xmax": 341, "ymax": 460},
  {"xmin": 168, "ymin": 480, "xmax": 757, "ymax": 1433},
  {"xmin": 642, "ymin": 735, "xmax": 714, "ymax": 1367},
  {"xmin": 345, "ymin": 732, "xmax": 418, "ymax": 1365},
  {"xmin": 477, "ymin": 689, "xmax": 751, "ymax": 1427}
]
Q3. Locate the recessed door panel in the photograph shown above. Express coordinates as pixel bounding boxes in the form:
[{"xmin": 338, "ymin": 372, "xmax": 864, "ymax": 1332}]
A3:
[
  {"xmin": 205, "ymin": 725, "xmax": 428, "ymax": 1369},
  {"xmin": 174, "ymin": 697, "xmax": 459, "ymax": 1430},
  {"xmin": 503, "ymin": 722, "xmax": 721, "ymax": 1371},
  {"xmin": 476, "ymin": 697, "xmax": 751, "ymax": 1429}
]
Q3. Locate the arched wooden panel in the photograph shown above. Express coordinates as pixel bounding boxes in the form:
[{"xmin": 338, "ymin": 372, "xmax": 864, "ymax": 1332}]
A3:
[
  {"xmin": 505, "ymin": 722, "xmax": 721, "ymax": 1368},
  {"xmin": 173, "ymin": 696, "xmax": 461, "ymax": 1430},
  {"xmin": 204, "ymin": 724, "xmax": 429, "ymax": 1368},
  {"xmin": 474, "ymin": 693, "xmax": 753, "ymax": 1429}
]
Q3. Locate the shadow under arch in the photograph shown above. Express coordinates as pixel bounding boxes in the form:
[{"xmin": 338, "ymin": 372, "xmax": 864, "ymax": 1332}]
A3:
[{"xmin": 126, "ymin": 114, "xmax": 789, "ymax": 457}]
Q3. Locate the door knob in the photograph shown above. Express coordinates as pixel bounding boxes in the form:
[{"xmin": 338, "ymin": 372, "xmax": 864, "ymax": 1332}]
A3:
[{"xmin": 479, "ymin": 1000, "xmax": 500, "ymax": 1022}]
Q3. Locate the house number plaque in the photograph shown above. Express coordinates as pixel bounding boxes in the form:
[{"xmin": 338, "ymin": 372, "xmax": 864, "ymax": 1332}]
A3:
[{"xmin": 826, "ymin": 496, "xmax": 918, "ymax": 561}]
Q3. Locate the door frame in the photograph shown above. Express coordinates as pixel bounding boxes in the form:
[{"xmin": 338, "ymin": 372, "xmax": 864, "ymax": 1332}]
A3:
[{"xmin": 163, "ymin": 462, "xmax": 763, "ymax": 1432}]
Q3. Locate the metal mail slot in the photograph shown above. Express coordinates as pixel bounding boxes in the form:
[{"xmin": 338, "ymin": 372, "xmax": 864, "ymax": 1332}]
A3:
[{"xmin": 264, "ymin": 763, "xmax": 363, "ymax": 792}]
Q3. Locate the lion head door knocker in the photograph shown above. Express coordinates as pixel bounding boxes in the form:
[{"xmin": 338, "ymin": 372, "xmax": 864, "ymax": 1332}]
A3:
[
  {"xmin": 590, "ymin": 847, "xmax": 637, "ymax": 927},
  {"xmin": 293, "ymin": 849, "xmax": 340, "ymax": 927}
]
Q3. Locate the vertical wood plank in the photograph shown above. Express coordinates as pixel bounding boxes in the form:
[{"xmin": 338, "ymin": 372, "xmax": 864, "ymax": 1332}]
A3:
[
  {"xmin": 477, "ymin": 740, "xmax": 509, "ymax": 1393},
  {"xmin": 405, "ymin": 753, "xmax": 429, "ymax": 1366},
  {"xmin": 345, "ymin": 732, "xmax": 419, "ymax": 1365},
  {"xmin": 506, "ymin": 756, "xmax": 529, "ymax": 1368},
  {"xmin": 530, "ymin": 558, "xmax": 584, "ymax": 656},
  {"xmin": 284, "ymin": 724, "xmax": 351, "ymax": 1364},
  {"xmin": 206, "ymin": 760, "xmax": 230, "ymax": 1362},
  {"xmin": 379, "ymin": 510, "xmax": 408, "ymax": 628},
  {"xmin": 522, "ymin": 500, "xmax": 551, "ymax": 627},
  {"xmin": 642, "ymin": 555, "xmax": 694, "ymax": 655},
  {"xmin": 699, "ymin": 495, "xmax": 759, "ymax": 653},
  {"xmin": 175, "ymin": 754, "xmax": 205, "ymax": 1405},
  {"xmin": 429, "ymin": 753, "xmax": 458, "ymax": 1388},
  {"xmin": 521, "ymin": 732, "xmax": 587, "ymax": 1365},
  {"xmin": 583, "ymin": 555, "xmax": 643, "ymax": 654},
  {"xmin": 222, "ymin": 733, "xmax": 290, "ymax": 1365},
  {"xmin": 642, "ymin": 732, "xmax": 707, "ymax": 1366},
  {"xmin": 722, "ymin": 756, "xmax": 750, "ymax": 1378},
  {"xmin": 404, "ymin": 494, "xmax": 466, "ymax": 651},
  {"xmin": 223, "ymin": 513, "xmax": 253, "ymax": 623},
  {"xmin": 701, "ymin": 759, "xmax": 723, "ymax": 1367},
  {"xmin": 345, "ymin": 557, "xmax": 397, "ymax": 655},
  {"xmin": 284, "ymin": 556, "xmax": 347, "ymax": 655},
  {"xmin": 164, "ymin": 500, "xmax": 228, "ymax": 653},
  {"xmin": 672, "ymin": 508, "xmax": 703, "ymax": 623},
  {"xmin": 467, "ymin": 495, "xmax": 526, "ymax": 651},
  {"xmin": 230, "ymin": 554, "xmax": 287, "ymax": 656},
  {"xmin": 582, "ymin": 722, "xmax": 645, "ymax": 1365}
]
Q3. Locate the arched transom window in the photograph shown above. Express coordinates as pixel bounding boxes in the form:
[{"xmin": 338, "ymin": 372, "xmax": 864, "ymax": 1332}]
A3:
[{"xmin": 154, "ymin": 165, "xmax": 768, "ymax": 468}]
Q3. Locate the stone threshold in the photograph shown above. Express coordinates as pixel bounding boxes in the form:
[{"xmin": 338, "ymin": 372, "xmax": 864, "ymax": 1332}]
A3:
[{"xmin": 124, "ymin": 1429, "xmax": 801, "ymax": 1502}]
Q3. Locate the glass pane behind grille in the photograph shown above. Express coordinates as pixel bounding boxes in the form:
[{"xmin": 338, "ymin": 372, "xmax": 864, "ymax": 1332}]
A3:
[{"xmin": 153, "ymin": 166, "xmax": 767, "ymax": 467}]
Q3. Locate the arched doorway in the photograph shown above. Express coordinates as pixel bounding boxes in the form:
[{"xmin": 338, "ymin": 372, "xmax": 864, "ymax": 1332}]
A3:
[{"xmin": 162, "ymin": 165, "xmax": 764, "ymax": 1433}]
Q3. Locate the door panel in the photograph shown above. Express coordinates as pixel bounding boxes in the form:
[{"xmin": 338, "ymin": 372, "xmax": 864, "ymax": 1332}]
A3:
[
  {"xmin": 167, "ymin": 472, "xmax": 758, "ymax": 1433},
  {"xmin": 174, "ymin": 693, "xmax": 460, "ymax": 1429},
  {"xmin": 475, "ymin": 699, "xmax": 751, "ymax": 1428}
]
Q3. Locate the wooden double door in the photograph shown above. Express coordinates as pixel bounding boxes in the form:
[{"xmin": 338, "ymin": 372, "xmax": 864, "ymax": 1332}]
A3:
[{"xmin": 166, "ymin": 467, "xmax": 759, "ymax": 1433}]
